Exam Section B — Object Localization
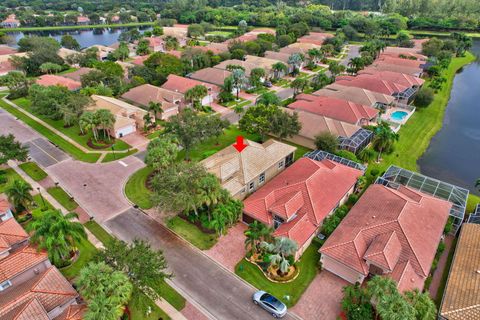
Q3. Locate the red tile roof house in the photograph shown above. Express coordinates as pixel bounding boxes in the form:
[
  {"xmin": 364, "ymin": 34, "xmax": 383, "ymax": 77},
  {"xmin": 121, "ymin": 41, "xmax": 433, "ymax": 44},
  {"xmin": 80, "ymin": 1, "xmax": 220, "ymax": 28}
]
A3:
[
  {"xmin": 243, "ymin": 157, "xmax": 363, "ymax": 260},
  {"xmin": 320, "ymin": 184, "xmax": 451, "ymax": 292},
  {"xmin": 382, "ymin": 47, "xmax": 427, "ymax": 61},
  {"xmin": 288, "ymin": 93, "xmax": 379, "ymax": 126},
  {"xmin": 131, "ymin": 54, "xmax": 151, "ymax": 66},
  {"xmin": 76, "ymin": 15, "xmax": 90, "ymax": 25},
  {"xmin": 188, "ymin": 67, "xmax": 232, "ymax": 88},
  {"xmin": 368, "ymin": 61, "xmax": 424, "ymax": 78},
  {"xmin": 146, "ymin": 37, "xmax": 165, "ymax": 52},
  {"xmin": 60, "ymin": 67, "xmax": 94, "ymax": 82},
  {"xmin": 36, "ymin": 75, "xmax": 82, "ymax": 91},
  {"xmin": 1, "ymin": 15, "xmax": 20, "ymax": 28},
  {"xmin": 161, "ymin": 74, "xmax": 220, "ymax": 106},
  {"xmin": 297, "ymin": 32, "xmax": 334, "ymax": 46},
  {"xmin": 377, "ymin": 55, "xmax": 427, "ymax": 69},
  {"xmin": 121, "ymin": 84, "xmax": 184, "ymax": 119}
]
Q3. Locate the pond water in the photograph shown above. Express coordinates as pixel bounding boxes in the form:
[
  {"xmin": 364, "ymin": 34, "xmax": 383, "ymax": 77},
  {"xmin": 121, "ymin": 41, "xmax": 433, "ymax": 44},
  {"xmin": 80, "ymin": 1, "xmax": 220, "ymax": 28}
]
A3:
[
  {"xmin": 418, "ymin": 39, "xmax": 480, "ymax": 195},
  {"xmin": 7, "ymin": 26, "xmax": 152, "ymax": 49}
]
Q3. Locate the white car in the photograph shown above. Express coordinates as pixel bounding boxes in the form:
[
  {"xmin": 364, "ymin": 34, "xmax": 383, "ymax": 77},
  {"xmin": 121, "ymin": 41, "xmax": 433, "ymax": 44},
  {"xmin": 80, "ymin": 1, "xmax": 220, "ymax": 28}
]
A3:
[{"xmin": 252, "ymin": 291, "xmax": 287, "ymax": 318}]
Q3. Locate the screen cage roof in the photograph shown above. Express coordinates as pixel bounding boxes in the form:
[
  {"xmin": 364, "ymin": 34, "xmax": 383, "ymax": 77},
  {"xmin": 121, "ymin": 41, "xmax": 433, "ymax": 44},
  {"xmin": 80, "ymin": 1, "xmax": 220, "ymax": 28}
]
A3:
[
  {"xmin": 376, "ymin": 166, "xmax": 469, "ymax": 234},
  {"xmin": 468, "ymin": 204, "xmax": 480, "ymax": 224},
  {"xmin": 304, "ymin": 150, "xmax": 366, "ymax": 172},
  {"xmin": 339, "ymin": 128, "xmax": 373, "ymax": 152}
]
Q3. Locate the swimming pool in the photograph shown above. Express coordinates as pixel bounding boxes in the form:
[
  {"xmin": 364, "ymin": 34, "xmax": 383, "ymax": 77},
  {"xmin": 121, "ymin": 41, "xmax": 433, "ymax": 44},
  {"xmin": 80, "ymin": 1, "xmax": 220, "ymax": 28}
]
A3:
[{"xmin": 391, "ymin": 111, "xmax": 408, "ymax": 122}]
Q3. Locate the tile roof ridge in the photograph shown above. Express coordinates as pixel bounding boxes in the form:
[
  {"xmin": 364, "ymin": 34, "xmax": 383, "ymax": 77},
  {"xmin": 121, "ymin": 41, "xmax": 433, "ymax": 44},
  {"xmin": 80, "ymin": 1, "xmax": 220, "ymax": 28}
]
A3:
[{"xmin": 12, "ymin": 297, "xmax": 47, "ymax": 320}]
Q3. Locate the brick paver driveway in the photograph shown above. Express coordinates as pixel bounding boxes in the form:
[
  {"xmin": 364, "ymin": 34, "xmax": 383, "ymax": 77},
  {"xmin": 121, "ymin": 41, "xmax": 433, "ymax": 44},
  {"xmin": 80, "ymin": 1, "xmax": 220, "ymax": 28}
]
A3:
[
  {"xmin": 205, "ymin": 223, "xmax": 247, "ymax": 272},
  {"xmin": 47, "ymin": 156, "xmax": 145, "ymax": 222},
  {"xmin": 291, "ymin": 271, "xmax": 347, "ymax": 320}
]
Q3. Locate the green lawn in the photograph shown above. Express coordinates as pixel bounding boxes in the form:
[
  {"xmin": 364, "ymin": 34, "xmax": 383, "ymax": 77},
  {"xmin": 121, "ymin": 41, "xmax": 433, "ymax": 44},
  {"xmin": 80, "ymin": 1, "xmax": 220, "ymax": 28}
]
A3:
[
  {"xmin": 0, "ymin": 98, "xmax": 100, "ymax": 163},
  {"xmin": 0, "ymin": 167, "xmax": 24, "ymax": 193},
  {"xmin": 235, "ymin": 242, "xmax": 321, "ymax": 307},
  {"xmin": 128, "ymin": 291, "xmax": 171, "ymax": 320},
  {"xmin": 14, "ymin": 98, "xmax": 131, "ymax": 152},
  {"xmin": 167, "ymin": 216, "xmax": 218, "ymax": 250},
  {"xmin": 467, "ymin": 194, "xmax": 480, "ymax": 213},
  {"xmin": 60, "ymin": 237, "xmax": 97, "ymax": 280},
  {"xmin": 125, "ymin": 166, "xmax": 154, "ymax": 210},
  {"xmin": 177, "ymin": 126, "xmax": 261, "ymax": 161},
  {"xmin": 18, "ymin": 162, "xmax": 48, "ymax": 181},
  {"xmin": 206, "ymin": 30, "xmax": 233, "ymax": 37},
  {"xmin": 147, "ymin": 130, "xmax": 164, "ymax": 140},
  {"xmin": 47, "ymin": 187, "xmax": 79, "ymax": 211},
  {"xmin": 84, "ymin": 220, "xmax": 114, "ymax": 245},
  {"xmin": 32, "ymin": 193, "xmax": 54, "ymax": 211}
]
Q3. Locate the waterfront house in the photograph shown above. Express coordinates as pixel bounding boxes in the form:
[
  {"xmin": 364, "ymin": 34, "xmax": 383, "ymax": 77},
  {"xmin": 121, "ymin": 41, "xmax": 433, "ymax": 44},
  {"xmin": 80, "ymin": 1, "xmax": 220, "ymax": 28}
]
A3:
[{"xmin": 1, "ymin": 15, "xmax": 20, "ymax": 28}]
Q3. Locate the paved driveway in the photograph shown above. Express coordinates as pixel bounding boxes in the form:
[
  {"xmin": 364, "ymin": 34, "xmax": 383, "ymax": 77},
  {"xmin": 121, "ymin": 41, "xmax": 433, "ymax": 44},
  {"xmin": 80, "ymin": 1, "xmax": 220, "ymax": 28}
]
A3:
[
  {"xmin": 291, "ymin": 271, "xmax": 347, "ymax": 320},
  {"xmin": 104, "ymin": 208, "xmax": 300, "ymax": 320},
  {"xmin": 205, "ymin": 223, "xmax": 247, "ymax": 272},
  {"xmin": 47, "ymin": 156, "xmax": 145, "ymax": 222},
  {"xmin": 340, "ymin": 45, "xmax": 361, "ymax": 67},
  {"xmin": 276, "ymin": 88, "xmax": 295, "ymax": 101}
]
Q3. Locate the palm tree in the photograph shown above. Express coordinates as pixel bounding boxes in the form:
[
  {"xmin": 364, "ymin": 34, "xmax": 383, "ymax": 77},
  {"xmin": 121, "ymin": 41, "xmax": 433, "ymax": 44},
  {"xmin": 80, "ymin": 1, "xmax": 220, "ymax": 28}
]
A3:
[
  {"xmin": 356, "ymin": 176, "xmax": 368, "ymax": 193},
  {"xmin": 197, "ymin": 174, "xmax": 223, "ymax": 218},
  {"xmin": 95, "ymin": 109, "xmax": 116, "ymax": 141},
  {"xmin": 27, "ymin": 210, "xmax": 87, "ymax": 266},
  {"xmin": 143, "ymin": 113, "xmax": 153, "ymax": 132},
  {"xmin": 185, "ymin": 85, "xmax": 208, "ymax": 110},
  {"xmin": 272, "ymin": 62, "xmax": 288, "ymax": 80},
  {"xmin": 291, "ymin": 78, "xmax": 308, "ymax": 97},
  {"xmin": 307, "ymin": 48, "xmax": 323, "ymax": 64},
  {"xmin": 376, "ymin": 292, "xmax": 415, "ymax": 320},
  {"xmin": 366, "ymin": 275, "xmax": 397, "ymax": 305},
  {"xmin": 287, "ymin": 53, "xmax": 304, "ymax": 76},
  {"xmin": 404, "ymin": 289, "xmax": 437, "ymax": 320},
  {"xmin": 244, "ymin": 221, "xmax": 264, "ymax": 255},
  {"xmin": 79, "ymin": 111, "xmax": 98, "ymax": 141},
  {"xmin": 372, "ymin": 122, "xmax": 399, "ymax": 162},
  {"xmin": 262, "ymin": 237, "xmax": 298, "ymax": 275},
  {"xmin": 357, "ymin": 148, "xmax": 376, "ymax": 163},
  {"xmin": 231, "ymin": 68, "xmax": 246, "ymax": 100},
  {"xmin": 5, "ymin": 179, "xmax": 33, "ymax": 213},
  {"xmin": 348, "ymin": 57, "xmax": 365, "ymax": 74},
  {"xmin": 148, "ymin": 101, "xmax": 162, "ymax": 122}
]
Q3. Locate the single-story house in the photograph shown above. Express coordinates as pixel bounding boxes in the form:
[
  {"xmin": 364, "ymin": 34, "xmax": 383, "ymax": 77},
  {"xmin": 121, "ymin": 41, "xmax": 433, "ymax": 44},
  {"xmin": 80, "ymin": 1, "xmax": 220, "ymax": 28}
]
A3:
[
  {"xmin": 162, "ymin": 27, "xmax": 188, "ymax": 46},
  {"xmin": 214, "ymin": 59, "xmax": 258, "ymax": 77},
  {"xmin": 279, "ymin": 42, "xmax": 321, "ymax": 56},
  {"xmin": 314, "ymin": 83, "xmax": 395, "ymax": 110},
  {"xmin": 377, "ymin": 55, "xmax": 427, "ymax": 69},
  {"xmin": 357, "ymin": 69, "xmax": 425, "ymax": 89},
  {"xmin": 85, "ymin": 45, "xmax": 115, "ymax": 61},
  {"xmin": 0, "ymin": 15, "xmax": 20, "ymax": 28},
  {"xmin": 288, "ymin": 93, "xmax": 379, "ymax": 126},
  {"xmin": 367, "ymin": 61, "xmax": 423, "ymax": 77},
  {"xmin": 320, "ymin": 184, "xmax": 451, "ymax": 292},
  {"xmin": 439, "ymin": 223, "xmax": 480, "ymax": 320},
  {"xmin": 188, "ymin": 67, "xmax": 232, "ymax": 87},
  {"xmin": 244, "ymin": 55, "xmax": 283, "ymax": 78},
  {"xmin": 382, "ymin": 47, "xmax": 427, "ymax": 61},
  {"xmin": 57, "ymin": 47, "xmax": 80, "ymax": 63},
  {"xmin": 0, "ymin": 45, "xmax": 17, "ymax": 56},
  {"xmin": 335, "ymin": 76, "xmax": 411, "ymax": 103},
  {"xmin": 36, "ymin": 75, "xmax": 82, "ymax": 91},
  {"xmin": 77, "ymin": 16, "xmax": 90, "ymax": 25},
  {"xmin": 61, "ymin": 67, "xmax": 94, "ymax": 82},
  {"xmin": 412, "ymin": 38, "xmax": 429, "ymax": 50},
  {"xmin": 201, "ymin": 139, "xmax": 296, "ymax": 200},
  {"xmin": 0, "ymin": 49, "xmax": 26, "ymax": 76},
  {"xmin": 146, "ymin": 37, "xmax": 165, "ymax": 52},
  {"xmin": 161, "ymin": 74, "xmax": 220, "ymax": 106},
  {"xmin": 297, "ymin": 32, "xmax": 334, "ymax": 46},
  {"xmin": 243, "ymin": 157, "xmax": 363, "ymax": 260},
  {"xmin": 264, "ymin": 51, "xmax": 291, "ymax": 65},
  {"xmin": 203, "ymin": 43, "xmax": 229, "ymax": 54},
  {"xmin": 283, "ymin": 108, "xmax": 361, "ymax": 150},
  {"xmin": 131, "ymin": 54, "xmax": 150, "ymax": 66},
  {"xmin": 88, "ymin": 95, "xmax": 150, "ymax": 138},
  {"xmin": 121, "ymin": 84, "xmax": 183, "ymax": 119}
]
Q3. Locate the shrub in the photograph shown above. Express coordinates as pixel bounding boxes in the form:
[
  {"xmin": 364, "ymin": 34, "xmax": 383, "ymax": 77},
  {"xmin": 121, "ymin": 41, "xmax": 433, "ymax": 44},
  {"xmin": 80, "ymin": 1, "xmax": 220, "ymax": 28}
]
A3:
[
  {"xmin": 346, "ymin": 194, "xmax": 359, "ymax": 206},
  {"xmin": 415, "ymin": 87, "xmax": 435, "ymax": 108},
  {"xmin": 444, "ymin": 216, "xmax": 454, "ymax": 234},
  {"xmin": 314, "ymin": 132, "xmax": 338, "ymax": 153},
  {"xmin": 335, "ymin": 150, "xmax": 360, "ymax": 163}
]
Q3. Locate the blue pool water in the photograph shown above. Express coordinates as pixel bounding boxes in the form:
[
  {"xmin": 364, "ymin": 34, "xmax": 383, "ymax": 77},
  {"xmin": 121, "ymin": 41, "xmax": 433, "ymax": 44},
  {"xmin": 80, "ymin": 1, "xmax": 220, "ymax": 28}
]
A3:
[{"xmin": 391, "ymin": 111, "xmax": 408, "ymax": 121}]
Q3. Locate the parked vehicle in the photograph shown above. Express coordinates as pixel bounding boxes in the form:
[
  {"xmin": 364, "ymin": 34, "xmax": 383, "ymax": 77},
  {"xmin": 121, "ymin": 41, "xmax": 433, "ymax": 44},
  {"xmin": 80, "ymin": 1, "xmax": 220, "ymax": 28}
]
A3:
[
  {"xmin": 252, "ymin": 291, "xmax": 287, "ymax": 318},
  {"xmin": 263, "ymin": 81, "xmax": 273, "ymax": 88}
]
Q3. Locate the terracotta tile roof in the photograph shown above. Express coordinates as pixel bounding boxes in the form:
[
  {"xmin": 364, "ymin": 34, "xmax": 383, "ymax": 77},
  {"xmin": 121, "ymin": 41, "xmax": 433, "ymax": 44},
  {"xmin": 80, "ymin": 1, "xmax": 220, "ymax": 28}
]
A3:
[
  {"xmin": 297, "ymin": 32, "xmax": 334, "ymax": 46},
  {"xmin": 0, "ymin": 199, "xmax": 10, "ymax": 213},
  {"xmin": 243, "ymin": 157, "xmax": 362, "ymax": 248},
  {"xmin": 280, "ymin": 42, "xmax": 321, "ymax": 55},
  {"xmin": 201, "ymin": 139, "xmax": 296, "ymax": 196},
  {"xmin": 121, "ymin": 84, "xmax": 183, "ymax": 111},
  {"xmin": 56, "ymin": 304, "xmax": 87, "ymax": 320},
  {"xmin": 189, "ymin": 67, "xmax": 232, "ymax": 87},
  {"xmin": 314, "ymin": 84, "xmax": 395, "ymax": 106},
  {"xmin": 204, "ymin": 43, "xmax": 229, "ymax": 54},
  {"xmin": 382, "ymin": 47, "xmax": 427, "ymax": 60},
  {"xmin": 214, "ymin": 59, "xmax": 258, "ymax": 76},
  {"xmin": 284, "ymin": 108, "xmax": 360, "ymax": 141},
  {"xmin": 244, "ymin": 55, "xmax": 282, "ymax": 72},
  {"xmin": 131, "ymin": 54, "xmax": 150, "ymax": 66},
  {"xmin": 147, "ymin": 36, "xmax": 164, "ymax": 48},
  {"xmin": 264, "ymin": 51, "xmax": 291, "ymax": 64},
  {"xmin": 0, "ymin": 245, "xmax": 48, "ymax": 282},
  {"xmin": 77, "ymin": 16, "xmax": 90, "ymax": 23},
  {"xmin": 440, "ymin": 223, "xmax": 480, "ymax": 320},
  {"xmin": 161, "ymin": 74, "xmax": 220, "ymax": 95},
  {"xmin": 61, "ymin": 67, "xmax": 94, "ymax": 82},
  {"xmin": 36, "ymin": 75, "xmax": 81, "ymax": 91},
  {"xmin": 377, "ymin": 55, "xmax": 426, "ymax": 68},
  {"xmin": 363, "ymin": 231, "xmax": 402, "ymax": 272},
  {"xmin": 367, "ymin": 62, "xmax": 423, "ymax": 77},
  {"xmin": 357, "ymin": 69, "xmax": 425, "ymax": 87},
  {"xmin": 0, "ymin": 266, "xmax": 78, "ymax": 319},
  {"xmin": 12, "ymin": 297, "xmax": 49, "ymax": 320},
  {"xmin": 289, "ymin": 93, "xmax": 379, "ymax": 124},
  {"xmin": 0, "ymin": 217, "xmax": 29, "ymax": 252},
  {"xmin": 335, "ymin": 75, "xmax": 409, "ymax": 96},
  {"xmin": 0, "ymin": 60, "xmax": 16, "ymax": 75},
  {"xmin": 320, "ymin": 184, "xmax": 452, "ymax": 291}
]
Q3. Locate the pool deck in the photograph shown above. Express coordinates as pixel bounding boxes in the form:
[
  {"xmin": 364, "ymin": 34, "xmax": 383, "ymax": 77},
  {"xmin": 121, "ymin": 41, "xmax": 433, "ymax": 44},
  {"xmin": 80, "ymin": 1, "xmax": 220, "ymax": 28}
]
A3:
[{"xmin": 381, "ymin": 106, "xmax": 415, "ymax": 131}]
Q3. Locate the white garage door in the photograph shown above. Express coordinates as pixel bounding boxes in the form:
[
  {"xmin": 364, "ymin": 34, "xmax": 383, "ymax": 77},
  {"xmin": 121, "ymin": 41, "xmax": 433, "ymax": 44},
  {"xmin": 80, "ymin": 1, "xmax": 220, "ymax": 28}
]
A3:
[{"xmin": 116, "ymin": 125, "xmax": 136, "ymax": 138}]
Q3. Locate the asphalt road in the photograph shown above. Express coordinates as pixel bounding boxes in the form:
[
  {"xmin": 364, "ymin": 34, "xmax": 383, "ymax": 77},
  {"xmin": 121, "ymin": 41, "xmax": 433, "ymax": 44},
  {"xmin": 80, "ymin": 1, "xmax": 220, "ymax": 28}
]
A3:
[{"xmin": 105, "ymin": 208, "xmax": 300, "ymax": 320}]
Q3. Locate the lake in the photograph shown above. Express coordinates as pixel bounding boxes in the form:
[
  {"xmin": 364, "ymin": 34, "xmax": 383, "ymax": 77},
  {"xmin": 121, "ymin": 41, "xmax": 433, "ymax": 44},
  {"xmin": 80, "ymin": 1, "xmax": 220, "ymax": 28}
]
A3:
[
  {"xmin": 7, "ymin": 26, "xmax": 152, "ymax": 49},
  {"xmin": 418, "ymin": 39, "xmax": 480, "ymax": 195}
]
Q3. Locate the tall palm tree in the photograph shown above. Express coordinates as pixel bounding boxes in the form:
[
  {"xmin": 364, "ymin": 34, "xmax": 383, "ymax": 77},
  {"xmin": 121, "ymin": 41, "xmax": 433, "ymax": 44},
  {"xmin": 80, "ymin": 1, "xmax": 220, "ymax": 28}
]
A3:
[
  {"xmin": 143, "ymin": 113, "xmax": 153, "ymax": 132},
  {"xmin": 148, "ymin": 101, "xmax": 162, "ymax": 122},
  {"xmin": 358, "ymin": 148, "xmax": 376, "ymax": 163},
  {"xmin": 27, "ymin": 210, "xmax": 87, "ymax": 266},
  {"xmin": 231, "ymin": 68, "xmax": 246, "ymax": 100},
  {"xmin": 95, "ymin": 109, "xmax": 116, "ymax": 141},
  {"xmin": 404, "ymin": 289, "xmax": 437, "ymax": 320},
  {"xmin": 366, "ymin": 275, "xmax": 397, "ymax": 305},
  {"xmin": 376, "ymin": 292, "xmax": 415, "ymax": 320},
  {"xmin": 244, "ymin": 221, "xmax": 263, "ymax": 255},
  {"xmin": 307, "ymin": 48, "xmax": 323, "ymax": 64},
  {"xmin": 272, "ymin": 62, "xmax": 288, "ymax": 80},
  {"xmin": 5, "ymin": 179, "xmax": 33, "ymax": 213},
  {"xmin": 185, "ymin": 85, "xmax": 208, "ymax": 110},
  {"xmin": 475, "ymin": 178, "xmax": 480, "ymax": 191},
  {"xmin": 372, "ymin": 122, "xmax": 399, "ymax": 162},
  {"xmin": 287, "ymin": 53, "xmax": 304, "ymax": 76},
  {"xmin": 79, "ymin": 111, "xmax": 98, "ymax": 141},
  {"xmin": 348, "ymin": 57, "xmax": 365, "ymax": 74}
]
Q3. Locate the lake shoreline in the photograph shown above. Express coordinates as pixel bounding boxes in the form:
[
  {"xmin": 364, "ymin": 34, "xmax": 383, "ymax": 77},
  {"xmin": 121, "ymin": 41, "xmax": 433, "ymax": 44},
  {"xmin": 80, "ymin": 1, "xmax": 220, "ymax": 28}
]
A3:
[{"xmin": 5, "ymin": 22, "xmax": 154, "ymax": 32}]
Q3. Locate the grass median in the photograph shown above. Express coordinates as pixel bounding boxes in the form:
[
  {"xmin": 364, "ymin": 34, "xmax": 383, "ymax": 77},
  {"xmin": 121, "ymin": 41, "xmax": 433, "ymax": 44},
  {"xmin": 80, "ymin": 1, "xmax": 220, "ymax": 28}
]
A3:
[
  {"xmin": 125, "ymin": 166, "xmax": 154, "ymax": 210},
  {"xmin": 18, "ymin": 162, "xmax": 48, "ymax": 181},
  {"xmin": 167, "ymin": 216, "xmax": 218, "ymax": 250},
  {"xmin": 47, "ymin": 186, "xmax": 79, "ymax": 211}
]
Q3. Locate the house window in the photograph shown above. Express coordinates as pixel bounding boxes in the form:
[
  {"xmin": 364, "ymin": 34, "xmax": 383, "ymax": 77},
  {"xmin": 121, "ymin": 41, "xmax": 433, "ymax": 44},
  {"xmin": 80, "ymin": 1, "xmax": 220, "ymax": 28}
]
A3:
[
  {"xmin": 278, "ymin": 160, "xmax": 284, "ymax": 170},
  {"xmin": 248, "ymin": 181, "xmax": 255, "ymax": 191},
  {"xmin": 285, "ymin": 153, "xmax": 294, "ymax": 167},
  {"xmin": 259, "ymin": 173, "xmax": 265, "ymax": 184},
  {"xmin": 0, "ymin": 280, "xmax": 12, "ymax": 291}
]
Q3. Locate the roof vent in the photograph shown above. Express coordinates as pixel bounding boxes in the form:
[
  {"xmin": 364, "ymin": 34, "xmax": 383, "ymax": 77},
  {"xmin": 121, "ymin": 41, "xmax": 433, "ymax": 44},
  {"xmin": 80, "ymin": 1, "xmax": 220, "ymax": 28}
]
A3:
[
  {"xmin": 372, "ymin": 215, "xmax": 376, "ymax": 219},
  {"xmin": 411, "ymin": 278, "xmax": 415, "ymax": 283},
  {"xmin": 476, "ymin": 270, "xmax": 480, "ymax": 274}
]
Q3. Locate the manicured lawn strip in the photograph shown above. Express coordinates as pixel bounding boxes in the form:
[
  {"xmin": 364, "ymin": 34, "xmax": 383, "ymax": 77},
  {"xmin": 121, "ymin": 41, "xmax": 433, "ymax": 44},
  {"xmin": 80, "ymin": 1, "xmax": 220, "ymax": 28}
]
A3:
[
  {"xmin": 13, "ymin": 98, "xmax": 131, "ymax": 151},
  {"xmin": 125, "ymin": 166, "xmax": 154, "ymax": 209},
  {"xmin": 128, "ymin": 291, "xmax": 171, "ymax": 320},
  {"xmin": 18, "ymin": 162, "xmax": 48, "ymax": 181},
  {"xmin": 235, "ymin": 242, "xmax": 321, "ymax": 307},
  {"xmin": 32, "ymin": 194, "xmax": 55, "ymax": 211},
  {"xmin": 167, "ymin": 216, "xmax": 217, "ymax": 250},
  {"xmin": 0, "ymin": 167, "xmax": 24, "ymax": 193},
  {"xmin": 84, "ymin": 220, "xmax": 115, "ymax": 245},
  {"xmin": 47, "ymin": 186, "xmax": 79, "ymax": 211},
  {"xmin": 0, "ymin": 98, "xmax": 100, "ymax": 163},
  {"xmin": 435, "ymin": 237, "xmax": 458, "ymax": 307},
  {"xmin": 366, "ymin": 53, "xmax": 476, "ymax": 176},
  {"xmin": 176, "ymin": 126, "xmax": 261, "ymax": 161},
  {"xmin": 7, "ymin": 22, "xmax": 155, "ymax": 32},
  {"xmin": 101, "ymin": 148, "xmax": 138, "ymax": 163},
  {"xmin": 60, "ymin": 237, "xmax": 97, "ymax": 280}
]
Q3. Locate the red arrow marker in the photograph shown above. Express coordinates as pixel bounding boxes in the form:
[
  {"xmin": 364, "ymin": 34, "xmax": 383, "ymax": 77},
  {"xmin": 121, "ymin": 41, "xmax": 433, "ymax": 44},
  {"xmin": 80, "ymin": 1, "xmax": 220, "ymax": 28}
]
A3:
[{"xmin": 233, "ymin": 136, "xmax": 247, "ymax": 153}]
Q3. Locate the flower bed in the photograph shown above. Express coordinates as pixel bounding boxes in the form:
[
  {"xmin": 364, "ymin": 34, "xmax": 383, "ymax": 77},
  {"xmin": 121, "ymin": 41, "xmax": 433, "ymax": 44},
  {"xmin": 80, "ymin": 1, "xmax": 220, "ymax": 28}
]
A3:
[{"xmin": 247, "ymin": 255, "xmax": 300, "ymax": 283}]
